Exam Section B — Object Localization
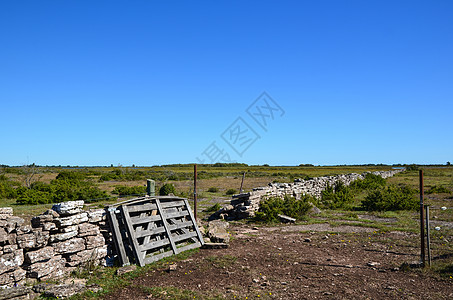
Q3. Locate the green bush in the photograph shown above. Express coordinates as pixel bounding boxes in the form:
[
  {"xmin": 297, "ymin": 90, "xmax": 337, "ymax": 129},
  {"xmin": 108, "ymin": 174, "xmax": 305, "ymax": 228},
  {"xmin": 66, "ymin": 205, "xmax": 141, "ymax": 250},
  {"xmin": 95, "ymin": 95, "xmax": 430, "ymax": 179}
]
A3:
[
  {"xmin": 207, "ymin": 187, "xmax": 219, "ymax": 193},
  {"xmin": 361, "ymin": 184, "xmax": 417, "ymax": 211},
  {"xmin": 350, "ymin": 173, "xmax": 386, "ymax": 190},
  {"xmin": 426, "ymin": 185, "xmax": 451, "ymax": 194},
  {"xmin": 254, "ymin": 195, "xmax": 312, "ymax": 223},
  {"xmin": 320, "ymin": 181, "xmax": 354, "ymax": 209},
  {"xmin": 159, "ymin": 183, "xmax": 176, "ymax": 196},
  {"xmin": 204, "ymin": 203, "xmax": 221, "ymax": 212},
  {"xmin": 225, "ymin": 189, "xmax": 236, "ymax": 195},
  {"xmin": 112, "ymin": 185, "xmax": 146, "ymax": 196},
  {"xmin": 15, "ymin": 172, "xmax": 109, "ymax": 205}
]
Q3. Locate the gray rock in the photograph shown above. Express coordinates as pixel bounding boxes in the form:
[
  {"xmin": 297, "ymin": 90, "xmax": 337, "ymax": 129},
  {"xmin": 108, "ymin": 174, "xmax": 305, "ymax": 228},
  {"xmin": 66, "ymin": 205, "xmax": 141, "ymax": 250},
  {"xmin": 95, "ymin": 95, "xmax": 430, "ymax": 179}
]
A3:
[
  {"xmin": 25, "ymin": 246, "xmax": 54, "ymax": 264},
  {"xmin": 49, "ymin": 230, "xmax": 78, "ymax": 243},
  {"xmin": 0, "ymin": 208, "xmax": 13, "ymax": 220},
  {"xmin": 0, "ymin": 249, "xmax": 24, "ymax": 275},
  {"xmin": 0, "ymin": 285, "xmax": 31, "ymax": 300},
  {"xmin": 87, "ymin": 209, "xmax": 106, "ymax": 223},
  {"xmin": 27, "ymin": 255, "xmax": 66, "ymax": 279},
  {"xmin": 84, "ymin": 235, "xmax": 105, "ymax": 249},
  {"xmin": 52, "ymin": 237, "xmax": 85, "ymax": 254},
  {"xmin": 116, "ymin": 265, "xmax": 137, "ymax": 276},
  {"xmin": 206, "ymin": 220, "xmax": 230, "ymax": 243},
  {"xmin": 55, "ymin": 213, "xmax": 88, "ymax": 227},
  {"xmin": 43, "ymin": 283, "xmax": 86, "ymax": 298},
  {"xmin": 52, "ymin": 200, "xmax": 84, "ymax": 216},
  {"xmin": 16, "ymin": 233, "xmax": 36, "ymax": 249},
  {"xmin": 78, "ymin": 223, "xmax": 100, "ymax": 237}
]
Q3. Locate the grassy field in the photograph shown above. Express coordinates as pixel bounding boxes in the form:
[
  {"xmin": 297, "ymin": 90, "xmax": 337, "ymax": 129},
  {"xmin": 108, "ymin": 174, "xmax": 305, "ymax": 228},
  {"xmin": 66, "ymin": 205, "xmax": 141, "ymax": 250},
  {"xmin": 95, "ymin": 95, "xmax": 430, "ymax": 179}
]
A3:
[{"xmin": 1, "ymin": 164, "xmax": 452, "ymax": 298}]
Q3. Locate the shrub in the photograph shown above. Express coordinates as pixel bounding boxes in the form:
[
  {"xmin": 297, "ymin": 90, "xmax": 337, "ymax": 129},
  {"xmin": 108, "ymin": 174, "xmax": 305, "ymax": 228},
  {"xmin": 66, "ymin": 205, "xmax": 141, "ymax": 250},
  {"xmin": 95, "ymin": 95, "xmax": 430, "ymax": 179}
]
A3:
[
  {"xmin": 225, "ymin": 189, "xmax": 236, "ymax": 195},
  {"xmin": 426, "ymin": 185, "xmax": 451, "ymax": 194},
  {"xmin": 361, "ymin": 184, "xmax": 417, "ymax": 211},
  {"xmin": 254, "ymin": 195, "xmax": 312, "ymax": 223},
  {"xmin": 320, "ymin": 181, "xmax": 354, "ymax": 209},
  {"xmin": 159, "ymin": 183, "xmax": 176, "ymax": 196},
  {"xmin": 350, "ymin": 173, "xmax": 386, "ymax": 190},
  {"xmin": 207, "ymin": 187, "xmax": 219, "ymax": 193},
  {"xmin": 112, "ymin": 185, "xmax": 146, "ymax": 196},
  {"xmin": 204, "ymin": 203, "xmax": 221, "ymax": 212}
]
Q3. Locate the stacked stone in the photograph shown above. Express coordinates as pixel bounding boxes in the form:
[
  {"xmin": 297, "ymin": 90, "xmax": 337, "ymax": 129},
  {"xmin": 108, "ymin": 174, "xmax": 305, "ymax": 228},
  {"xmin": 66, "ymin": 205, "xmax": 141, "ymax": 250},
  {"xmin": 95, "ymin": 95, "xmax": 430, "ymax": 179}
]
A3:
[
  {"xmin": 214, "ymin": 169, "xmax": 404, "ymax": 220},
  {"xmin": 0, "ymin": 201, "xmax": 108, "ymax": 288},
  {"xmin": 0, "ymin": 207, "xmax": 27, "ymax": 287}
]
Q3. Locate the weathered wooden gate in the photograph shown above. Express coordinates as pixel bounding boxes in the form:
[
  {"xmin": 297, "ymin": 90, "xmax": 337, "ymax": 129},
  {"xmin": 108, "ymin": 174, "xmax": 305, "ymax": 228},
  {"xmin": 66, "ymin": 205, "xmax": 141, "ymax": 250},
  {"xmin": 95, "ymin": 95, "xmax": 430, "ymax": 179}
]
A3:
[{"xmin": 106, "ymin": 196, "xmax": 204, "ymax": 267}]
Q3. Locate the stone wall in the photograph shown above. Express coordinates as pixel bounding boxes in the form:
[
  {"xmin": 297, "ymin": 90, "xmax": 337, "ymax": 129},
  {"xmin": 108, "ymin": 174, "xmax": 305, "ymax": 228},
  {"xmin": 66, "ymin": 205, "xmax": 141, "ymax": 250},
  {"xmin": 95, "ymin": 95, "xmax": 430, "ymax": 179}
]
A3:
[
  {"xmin": 213, "ymin": 169, "xmax": 404, "ymax": 220},
  {"xmin": 0, "ymin": 201, "xmax": 109, "ymax": 288}
]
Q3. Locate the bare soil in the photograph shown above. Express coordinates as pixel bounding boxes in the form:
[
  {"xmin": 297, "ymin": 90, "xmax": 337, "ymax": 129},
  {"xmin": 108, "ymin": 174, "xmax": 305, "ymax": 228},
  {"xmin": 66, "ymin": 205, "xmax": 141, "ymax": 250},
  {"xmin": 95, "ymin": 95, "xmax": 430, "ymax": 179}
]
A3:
[{"xmin": 104, "ymin": 223, "xmax": 452, "ymax": 300}]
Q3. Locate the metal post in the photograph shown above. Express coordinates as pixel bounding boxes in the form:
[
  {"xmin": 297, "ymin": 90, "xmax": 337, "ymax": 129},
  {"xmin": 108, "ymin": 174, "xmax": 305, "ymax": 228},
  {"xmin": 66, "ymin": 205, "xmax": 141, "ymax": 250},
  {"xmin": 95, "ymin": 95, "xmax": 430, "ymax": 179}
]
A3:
[
  {"xmin": 239, "ymin": 172, "xmax": 246, "ymax": 194},
  {"xmin": 147, "ymin": 179, "xmax": 155, "ymax": 196},
  {"xmin": 194, "ymin": 164, "xmax": 197, "ymax": 221},
  {"xmin": 419, "ymin": 169, "xmax": 425, "ymax": 266},
  {"xmin": 425, "ymin": 205, "xmax": 431, "ymax": 266}
]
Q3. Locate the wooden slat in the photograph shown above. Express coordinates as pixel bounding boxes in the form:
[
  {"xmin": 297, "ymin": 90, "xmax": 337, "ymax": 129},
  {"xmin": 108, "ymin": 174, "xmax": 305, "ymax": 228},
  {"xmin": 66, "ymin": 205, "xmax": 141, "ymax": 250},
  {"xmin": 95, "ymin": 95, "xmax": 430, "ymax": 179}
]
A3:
[
  {"xmin": 126, "ymin": 203, "xmax": 158, "ymax": 213},
  {"xmin": 135, "ymin": 221, "xmax": 193, "ymax": 239},
  {"xmin": 121, "ymin": 205, "xmax": 145, "ymax": 267},
  {"xmin": 129, "ymin": 210, "xmax": 190, "ymax": 225},
  {"xmin": 155, "ymin": 198, "xmax": 178, "ymax": 254},
  {"xmin": 107, "ymin": 208, "xmax": 129, "ymax": 266},
  {"xmin": 143, "ymin": 250, "xmax": 174, "ymax": 265},
  {"xmin": 183, "ymin": 199, "xmax": 205, "ymax": 246},
  {"xmin": 130, "ymin": 214, "xmax": 162, "ymax": 225},
  {"xmin": 139, "ymin": 237, "xmax": 170, "ymax": 252},
  {"xmin": 177, "ymin": 242, "xmax": 202, "ymax": 253},
  {"xmin": 172, "ymin": 231, "xmax": 198, "ymax": 243},
  {"xmin": 161, "ymin": 210, "xmax": 190, "ymax": 220}
]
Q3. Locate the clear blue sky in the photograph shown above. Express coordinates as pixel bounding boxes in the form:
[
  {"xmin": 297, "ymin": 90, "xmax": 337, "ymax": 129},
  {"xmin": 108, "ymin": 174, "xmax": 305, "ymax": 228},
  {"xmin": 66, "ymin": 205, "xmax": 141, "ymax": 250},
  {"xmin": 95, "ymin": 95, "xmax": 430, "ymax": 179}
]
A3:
[{"xmin": 1, "ymin": 1, "xmax": 452, "ymax": 166}]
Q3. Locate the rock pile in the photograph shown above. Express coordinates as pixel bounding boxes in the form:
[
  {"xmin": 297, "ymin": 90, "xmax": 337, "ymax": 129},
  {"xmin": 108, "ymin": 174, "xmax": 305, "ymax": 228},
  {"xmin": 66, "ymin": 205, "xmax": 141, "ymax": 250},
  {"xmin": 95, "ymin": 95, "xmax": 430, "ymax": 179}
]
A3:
[
  {"xmin": 0, "ymin": 201, "xmax": 109, "ymax": 288},
  {"xmin": 211, "ymin": 170, "xmax": 403, "ymax": 220}
]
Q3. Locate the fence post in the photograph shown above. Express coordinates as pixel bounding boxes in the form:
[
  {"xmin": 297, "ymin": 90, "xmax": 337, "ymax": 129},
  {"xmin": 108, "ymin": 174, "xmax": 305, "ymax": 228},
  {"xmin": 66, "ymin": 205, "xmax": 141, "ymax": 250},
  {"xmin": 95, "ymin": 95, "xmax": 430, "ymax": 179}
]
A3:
[
  {"xmin": 194, "ymin": 164, "xmax": 197, "ymax": 221},
  {"xmin": 240, "ymin": 172, "xmax": 246, "ymax": 194},
  {"xmin": 419, "ymin": 169, "xmax": 425, "ymax": 266},
  {"xmin": 147, "ymin": 179, "xmax": 155, "ymax": 196},
  {"xmin": 425, "ymin": 205, "xmax": 431, "ymax": 266}
]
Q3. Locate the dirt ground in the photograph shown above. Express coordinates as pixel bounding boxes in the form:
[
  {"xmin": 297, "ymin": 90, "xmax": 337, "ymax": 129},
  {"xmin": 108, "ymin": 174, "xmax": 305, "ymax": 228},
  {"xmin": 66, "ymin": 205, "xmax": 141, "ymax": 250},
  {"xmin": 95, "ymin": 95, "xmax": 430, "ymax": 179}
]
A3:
[{"xmin": 104, "ymin": 223, "xmax": 453, "ymax": 300}]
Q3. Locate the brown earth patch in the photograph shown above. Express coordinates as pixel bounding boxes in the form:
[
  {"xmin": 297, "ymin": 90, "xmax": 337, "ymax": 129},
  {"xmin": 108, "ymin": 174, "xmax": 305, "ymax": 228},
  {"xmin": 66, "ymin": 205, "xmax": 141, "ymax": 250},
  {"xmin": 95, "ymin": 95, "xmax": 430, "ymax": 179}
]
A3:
[{"xmin": 104, "ymin": 223, "xmax": 452, "ymax": 300}]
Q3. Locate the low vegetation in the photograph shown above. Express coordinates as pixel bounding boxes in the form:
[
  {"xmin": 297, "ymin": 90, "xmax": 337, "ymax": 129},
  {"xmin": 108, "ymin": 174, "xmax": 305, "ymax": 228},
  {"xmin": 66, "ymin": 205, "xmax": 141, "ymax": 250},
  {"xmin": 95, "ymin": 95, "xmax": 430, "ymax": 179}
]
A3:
[{"xmin": 254, "ymin": 195, "xmax": 313, "ymax": 223}]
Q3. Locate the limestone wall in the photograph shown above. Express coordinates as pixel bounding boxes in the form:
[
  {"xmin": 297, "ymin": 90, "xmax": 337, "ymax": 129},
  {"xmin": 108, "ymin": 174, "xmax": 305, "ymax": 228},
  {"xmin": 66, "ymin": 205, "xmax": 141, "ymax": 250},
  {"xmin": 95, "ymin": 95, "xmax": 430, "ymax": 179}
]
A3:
[
  {"xmin": 0, "ymin": 201, "xmax": 109, "ymax": 288},
  {"xmin": 214, "ymin": 169, "xmax": 404, "ymax": 220}
]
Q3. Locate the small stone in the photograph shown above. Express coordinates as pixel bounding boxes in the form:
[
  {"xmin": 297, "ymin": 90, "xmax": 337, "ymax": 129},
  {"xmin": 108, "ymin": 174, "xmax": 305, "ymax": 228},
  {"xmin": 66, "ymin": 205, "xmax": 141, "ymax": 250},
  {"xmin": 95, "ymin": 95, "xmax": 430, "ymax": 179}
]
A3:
[
  {"xmin": 304, "ymin": 238, "xmax": 311, "ymax": 243},
  {"xmin": 116, "ymin": 265, "xmax": 137, "ymax": 276},
  {"xmin": 367, "ymin": 262, "xmax": 380, "ymax": 267},
  {"xmin": 168, "ymin": 264, "xmax": 177, "ymax": 271}
]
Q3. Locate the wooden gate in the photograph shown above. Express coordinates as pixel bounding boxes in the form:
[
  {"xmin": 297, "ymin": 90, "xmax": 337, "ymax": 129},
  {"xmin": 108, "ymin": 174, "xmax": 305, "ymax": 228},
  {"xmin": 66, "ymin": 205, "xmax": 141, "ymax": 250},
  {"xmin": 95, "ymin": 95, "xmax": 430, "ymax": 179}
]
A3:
[{"xmin": 106, "ymin": 196, "xmax": 204, "ymax": 267}]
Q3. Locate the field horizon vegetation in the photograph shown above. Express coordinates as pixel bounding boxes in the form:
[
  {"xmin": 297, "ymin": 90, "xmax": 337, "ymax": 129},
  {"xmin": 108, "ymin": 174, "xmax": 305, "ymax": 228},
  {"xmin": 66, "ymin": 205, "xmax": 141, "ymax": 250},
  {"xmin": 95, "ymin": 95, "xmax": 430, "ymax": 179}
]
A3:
[{"xmin": 1, "ymin": 162, "xmax": 452, "ymax": 296}]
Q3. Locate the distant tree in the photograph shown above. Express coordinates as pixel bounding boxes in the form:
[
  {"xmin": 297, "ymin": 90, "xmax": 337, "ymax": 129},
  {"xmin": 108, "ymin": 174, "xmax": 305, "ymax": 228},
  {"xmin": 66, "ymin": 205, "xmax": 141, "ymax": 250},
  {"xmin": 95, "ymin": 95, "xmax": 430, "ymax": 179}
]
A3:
[
  {"xmin": 447, "ymin": 162, "xmax": 451, "ymax": 166},
  {"xmin": 23, "ymin": 163, "xmax": 39, "ymax": 189}
]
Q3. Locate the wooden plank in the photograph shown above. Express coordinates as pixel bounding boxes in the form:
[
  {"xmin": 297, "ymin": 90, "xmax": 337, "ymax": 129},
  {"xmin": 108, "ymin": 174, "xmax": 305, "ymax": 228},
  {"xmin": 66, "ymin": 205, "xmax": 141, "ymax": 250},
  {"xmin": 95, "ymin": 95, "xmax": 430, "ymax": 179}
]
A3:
[
  {"xmin": 130, "ymin": 214, "xmax": 162, "ymax": 225},
  {"xmin": 177, "ymin": 242, "xmax": 202, "ymax": 253},
  {"xmin": 107, "ymin": 208, "xmax": 129, "ymax": 266},
  {"xmin": 160, "ymin": 200, "xmax": 185, "ymax": 209},
  {"xmin": 155, "ymin": 198, "xmax": 178, "ymax": 255},
  {"xmin": 135, "ymin": 221, "xmax": 193, "ymax": 239},
  {"xmin": 183, "ymin": 199, "xmax": 205, "ymax": 246},
  {"xmin": 130, "ymin": 210, "xmax": 189, "ymax": 225},
  {"xmin": 121, "ymin": 205, "xmax": 145, "ymax": 267},
  {"xmin": 139, "ymin": 237, "xmax": 171, "ymax": 252},
  {"xmin": 172, "ymin": 231, "xmax": 198, "ymax": 243},
  {"xmin": 126, "ymin": 203, "xmax": 158, "ymax": 213},
  {"xmin": 143, "ymin": 250, "xmax": 174, "ymax": 265},
  {"xmin": 161, "ymin": 210, "xmax": 190, "ymax": 220}
]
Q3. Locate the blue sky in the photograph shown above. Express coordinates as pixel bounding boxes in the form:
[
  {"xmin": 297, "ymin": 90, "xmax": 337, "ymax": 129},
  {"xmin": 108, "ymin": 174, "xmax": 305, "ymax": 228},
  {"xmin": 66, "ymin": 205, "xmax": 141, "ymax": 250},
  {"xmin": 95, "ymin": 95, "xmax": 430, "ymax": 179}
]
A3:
[{"xmin": 1, "ymin": 1, "xmax": 452, "ymax": 166}]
